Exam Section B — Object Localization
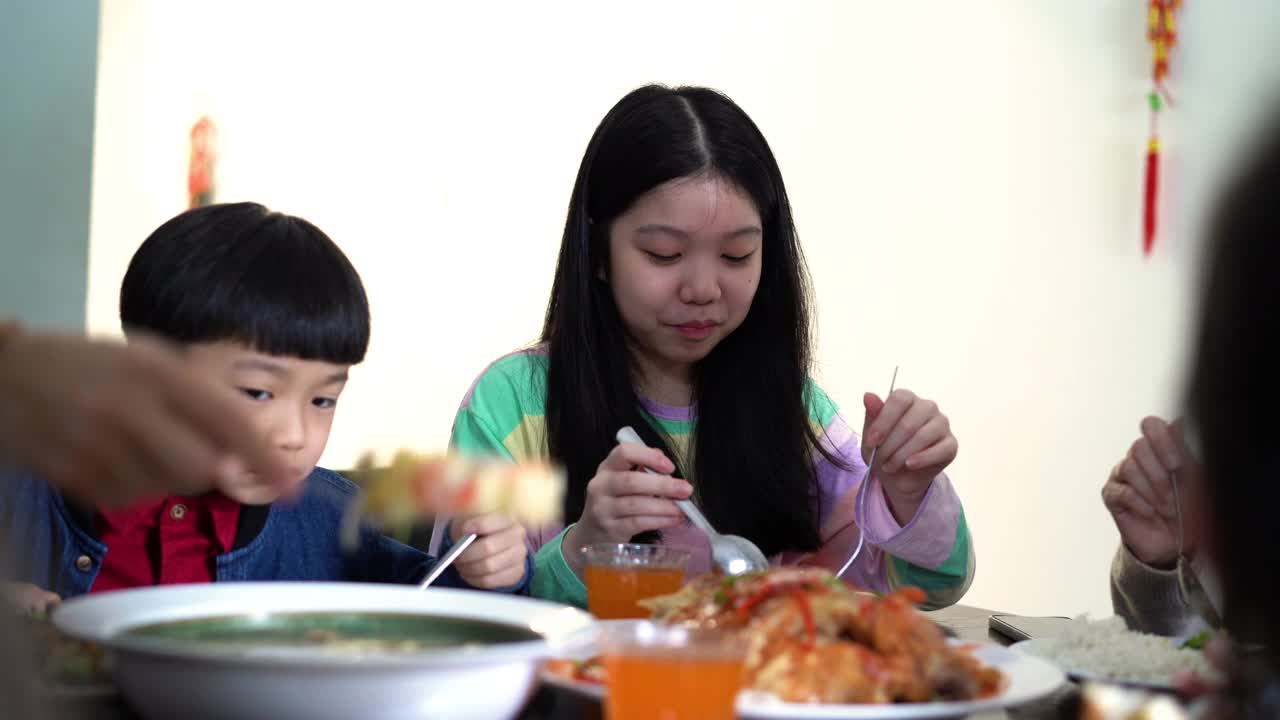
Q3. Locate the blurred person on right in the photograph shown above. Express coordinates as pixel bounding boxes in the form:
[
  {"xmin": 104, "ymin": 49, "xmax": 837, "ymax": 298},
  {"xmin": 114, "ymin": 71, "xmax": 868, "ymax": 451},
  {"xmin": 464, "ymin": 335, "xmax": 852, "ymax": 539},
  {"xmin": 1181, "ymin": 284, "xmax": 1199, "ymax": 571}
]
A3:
[{"xmin": 1169, "ymin": 115, "xmax": 1280, "ymax": 717}]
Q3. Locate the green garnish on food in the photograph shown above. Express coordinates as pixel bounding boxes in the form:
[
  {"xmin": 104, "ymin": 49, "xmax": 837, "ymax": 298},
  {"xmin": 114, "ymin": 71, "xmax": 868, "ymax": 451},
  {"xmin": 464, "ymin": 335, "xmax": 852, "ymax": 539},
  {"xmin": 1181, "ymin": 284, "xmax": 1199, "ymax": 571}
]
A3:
[
  {"xmin": 17, "ymin": 608, "xmax": 112, "ymax": 686},
  {"xmin": 1181, "ymin": 631, "xmax": 1211, "ymax": 650}
]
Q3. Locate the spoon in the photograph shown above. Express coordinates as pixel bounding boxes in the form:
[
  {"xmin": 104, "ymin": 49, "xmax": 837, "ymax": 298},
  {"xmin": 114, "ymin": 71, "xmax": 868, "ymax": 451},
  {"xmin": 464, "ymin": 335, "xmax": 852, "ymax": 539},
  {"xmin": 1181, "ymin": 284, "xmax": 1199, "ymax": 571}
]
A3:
[
  {"xmin": 837, "ymin": 365, "xmax": 899, "ymax": 579},
  {"xmin": 615, "ymin": 426, "xmax": 769, "ymax": 575},
  {"xmin": 418, "ymin": 532, "xmax": 477, "ymax": 589}
]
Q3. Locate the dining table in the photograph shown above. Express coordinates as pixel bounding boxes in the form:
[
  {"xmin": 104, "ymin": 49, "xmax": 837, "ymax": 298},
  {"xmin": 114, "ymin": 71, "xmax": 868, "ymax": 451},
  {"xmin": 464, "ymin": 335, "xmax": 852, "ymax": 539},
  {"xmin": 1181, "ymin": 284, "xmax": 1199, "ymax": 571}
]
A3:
[{"xmin": 48, "ymin": 601, "xmax": 1081, "ymax": 720}]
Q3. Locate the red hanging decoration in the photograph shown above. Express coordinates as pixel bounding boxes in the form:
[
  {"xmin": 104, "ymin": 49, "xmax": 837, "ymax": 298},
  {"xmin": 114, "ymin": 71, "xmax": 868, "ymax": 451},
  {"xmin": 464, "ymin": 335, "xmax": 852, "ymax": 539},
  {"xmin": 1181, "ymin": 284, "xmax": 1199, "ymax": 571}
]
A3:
[
  {"xmin": 188, "ymin": 116, "xmax": 217, "ymax": 209},
  {"xmin": 1143, "ymin": 1, "xmax": 1180, "ymax": 256},
  {"xmin": 1144, "ymin": 137, "xmax": 1160, "ymax": 255}
]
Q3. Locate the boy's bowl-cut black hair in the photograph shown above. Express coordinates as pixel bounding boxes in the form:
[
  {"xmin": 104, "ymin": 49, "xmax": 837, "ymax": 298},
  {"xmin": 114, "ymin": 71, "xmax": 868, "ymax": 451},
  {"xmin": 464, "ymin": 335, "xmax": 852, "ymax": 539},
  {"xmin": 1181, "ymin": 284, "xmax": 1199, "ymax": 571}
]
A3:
[{"xmin": 119, "ymin": 202, "xmax": 370, "ymax": 364}]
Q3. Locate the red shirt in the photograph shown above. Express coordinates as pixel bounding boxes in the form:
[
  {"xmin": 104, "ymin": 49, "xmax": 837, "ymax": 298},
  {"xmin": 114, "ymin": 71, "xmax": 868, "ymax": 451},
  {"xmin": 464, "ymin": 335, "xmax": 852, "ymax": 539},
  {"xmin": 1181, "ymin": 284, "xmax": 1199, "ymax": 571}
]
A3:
[{"xmin": 91, "ymin": 493, "xmax": 241, "ymax": 592}]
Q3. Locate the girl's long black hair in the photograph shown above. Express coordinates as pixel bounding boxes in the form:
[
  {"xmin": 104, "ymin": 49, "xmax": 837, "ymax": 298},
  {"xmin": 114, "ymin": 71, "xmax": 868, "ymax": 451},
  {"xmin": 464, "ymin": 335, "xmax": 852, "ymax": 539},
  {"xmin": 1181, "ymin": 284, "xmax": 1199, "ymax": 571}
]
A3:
[{"xmin": 541, "ymin": 84, "xmax": 842, "ymax": 556}]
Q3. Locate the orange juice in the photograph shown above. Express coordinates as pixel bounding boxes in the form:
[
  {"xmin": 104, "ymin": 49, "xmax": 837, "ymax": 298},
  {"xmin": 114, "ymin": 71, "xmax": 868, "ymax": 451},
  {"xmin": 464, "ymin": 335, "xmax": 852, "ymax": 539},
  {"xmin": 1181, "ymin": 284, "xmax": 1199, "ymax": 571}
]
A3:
[
  {"xmin": 585, "ymin": 565, "xmax": 685, "ymax": 619},
  {"xmin": 604, "ymin": 651, "xmax": 744, "ymax": 720}
]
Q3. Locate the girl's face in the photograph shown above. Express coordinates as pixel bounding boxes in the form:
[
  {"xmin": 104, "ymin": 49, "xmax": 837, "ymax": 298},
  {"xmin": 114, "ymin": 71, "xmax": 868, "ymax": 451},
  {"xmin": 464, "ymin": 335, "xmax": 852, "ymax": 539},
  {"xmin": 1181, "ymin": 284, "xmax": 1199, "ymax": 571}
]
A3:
[{"xmin": 606, "ymin": 173, "xmax": 763, "ymax": 384}]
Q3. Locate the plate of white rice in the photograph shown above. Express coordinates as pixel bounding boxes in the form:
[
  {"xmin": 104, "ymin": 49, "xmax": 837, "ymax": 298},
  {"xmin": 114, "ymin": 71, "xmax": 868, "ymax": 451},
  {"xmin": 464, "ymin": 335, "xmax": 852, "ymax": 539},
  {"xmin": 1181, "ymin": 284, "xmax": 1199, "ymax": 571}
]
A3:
[{"xmin": 1011, "ymin": 617, "xmax": 1214, "ymax": 690}]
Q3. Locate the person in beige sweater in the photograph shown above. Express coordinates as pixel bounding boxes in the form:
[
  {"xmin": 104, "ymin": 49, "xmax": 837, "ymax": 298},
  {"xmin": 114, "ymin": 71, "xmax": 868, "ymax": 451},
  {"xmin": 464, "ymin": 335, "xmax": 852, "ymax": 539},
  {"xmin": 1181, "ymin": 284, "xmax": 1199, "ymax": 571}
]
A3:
[{"xmin": 1103, "ymin": 415, "xmax": 1221, "ymax": 637}]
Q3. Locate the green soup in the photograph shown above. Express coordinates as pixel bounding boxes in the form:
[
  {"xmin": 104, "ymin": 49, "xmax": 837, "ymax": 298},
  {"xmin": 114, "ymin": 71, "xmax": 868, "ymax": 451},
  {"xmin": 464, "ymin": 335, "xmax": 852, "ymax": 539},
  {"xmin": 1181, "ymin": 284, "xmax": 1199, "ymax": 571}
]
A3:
[{"xmin": 119, "ymin": 613, "xmax": 540, "ymax": 653}]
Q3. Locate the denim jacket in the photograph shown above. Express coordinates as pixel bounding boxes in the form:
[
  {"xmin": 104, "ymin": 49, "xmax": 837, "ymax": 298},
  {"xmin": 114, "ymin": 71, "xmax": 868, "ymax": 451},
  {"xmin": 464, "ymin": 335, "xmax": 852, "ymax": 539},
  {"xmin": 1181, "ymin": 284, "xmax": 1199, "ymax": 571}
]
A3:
[{"xmin": 0, "ymin": 467, "xmax": 531, "ymax": 597}]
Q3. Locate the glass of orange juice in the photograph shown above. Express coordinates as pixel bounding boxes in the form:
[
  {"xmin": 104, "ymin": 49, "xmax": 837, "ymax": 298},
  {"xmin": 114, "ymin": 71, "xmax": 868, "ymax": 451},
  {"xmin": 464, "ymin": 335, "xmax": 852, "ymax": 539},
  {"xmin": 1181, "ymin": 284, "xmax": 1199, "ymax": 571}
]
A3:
[
  {"xmin": 601, "ymin": 621, "xmax": 746, "ymax": 720},
  {"xmin": 582, "ymin": 544, "xmax": 689, "ymax": 620}
]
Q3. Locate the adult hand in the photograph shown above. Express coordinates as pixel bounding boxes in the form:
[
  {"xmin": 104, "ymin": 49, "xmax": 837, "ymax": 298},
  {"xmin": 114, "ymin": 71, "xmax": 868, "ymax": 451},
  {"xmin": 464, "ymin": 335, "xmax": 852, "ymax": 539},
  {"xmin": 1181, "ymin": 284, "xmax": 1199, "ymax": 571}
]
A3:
[
  {"xmin": 1102, "ymin": 416, "xmax": 1200, "ymax": 568},
  {"xmin": 0, "ymin": 331, "xmax": 294, "ymax": 506}
]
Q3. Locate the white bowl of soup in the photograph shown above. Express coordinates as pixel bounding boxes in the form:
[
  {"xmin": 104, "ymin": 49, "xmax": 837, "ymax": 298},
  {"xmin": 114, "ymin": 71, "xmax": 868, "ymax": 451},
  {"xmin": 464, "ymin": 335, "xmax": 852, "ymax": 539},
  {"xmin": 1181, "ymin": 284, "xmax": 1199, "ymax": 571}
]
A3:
[{"xmin": 53, "ymin": 582, "xmax": 595, "ymax": 720}]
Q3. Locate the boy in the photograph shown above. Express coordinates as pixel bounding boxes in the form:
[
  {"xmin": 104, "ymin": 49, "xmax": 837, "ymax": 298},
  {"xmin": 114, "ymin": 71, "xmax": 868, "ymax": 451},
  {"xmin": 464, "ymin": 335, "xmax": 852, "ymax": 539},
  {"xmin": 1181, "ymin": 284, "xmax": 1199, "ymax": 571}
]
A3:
[{"xmin": 0, "ymin": 203, "xmax": 530, "ymax": 605}]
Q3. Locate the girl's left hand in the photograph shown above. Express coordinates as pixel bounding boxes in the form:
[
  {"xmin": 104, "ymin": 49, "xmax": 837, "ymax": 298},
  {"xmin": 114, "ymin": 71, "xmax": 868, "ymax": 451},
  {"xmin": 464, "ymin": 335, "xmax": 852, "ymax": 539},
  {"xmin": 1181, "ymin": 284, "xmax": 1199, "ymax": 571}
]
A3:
[{"xmin": 861, "ymin": 389, "xmax": 957, "ymax": 522}]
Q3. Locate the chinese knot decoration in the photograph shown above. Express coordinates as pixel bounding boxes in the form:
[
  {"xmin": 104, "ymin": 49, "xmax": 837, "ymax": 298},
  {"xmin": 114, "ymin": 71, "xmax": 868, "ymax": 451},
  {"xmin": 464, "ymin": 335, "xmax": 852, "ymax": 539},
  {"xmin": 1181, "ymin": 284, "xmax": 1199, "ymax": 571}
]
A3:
[{"xmin": 1144, "ymin": 1, "xmax": 1180, "ymax": 256}]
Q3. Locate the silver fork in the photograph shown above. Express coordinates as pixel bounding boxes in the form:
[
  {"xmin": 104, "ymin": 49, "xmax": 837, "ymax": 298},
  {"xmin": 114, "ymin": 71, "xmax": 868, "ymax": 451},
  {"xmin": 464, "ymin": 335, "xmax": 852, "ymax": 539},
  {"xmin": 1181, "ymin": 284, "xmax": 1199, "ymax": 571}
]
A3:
[
  {"xmin": 1170, "ymin": 468, "xmax": 1222, "ymax": 626},
  {"xmin": 837, "ymin": 366, "xmax": 899, "ymax": 579}
]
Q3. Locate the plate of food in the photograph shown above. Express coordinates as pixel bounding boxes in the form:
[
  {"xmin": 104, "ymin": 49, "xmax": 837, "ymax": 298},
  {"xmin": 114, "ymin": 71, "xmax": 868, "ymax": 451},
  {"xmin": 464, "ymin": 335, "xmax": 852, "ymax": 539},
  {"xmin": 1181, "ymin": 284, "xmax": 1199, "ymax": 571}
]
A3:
[
  {"xmin": 1010, "ymin": 617, "xmax": 1216, "ymax": 692},
  {"xmin": 54, "ymin": 582, "xmax": 595, "ymax": 720},
  {"xmin": 542, "ymin": 568, "xmax": 1066, "ymax": 719}
]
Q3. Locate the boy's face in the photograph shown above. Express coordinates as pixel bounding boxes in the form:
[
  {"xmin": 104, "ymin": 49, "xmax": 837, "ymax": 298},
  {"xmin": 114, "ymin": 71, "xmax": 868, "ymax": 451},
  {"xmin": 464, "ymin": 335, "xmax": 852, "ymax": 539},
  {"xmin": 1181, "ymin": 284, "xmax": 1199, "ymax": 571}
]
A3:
[{"xmin": 186, "ymin": 341, "xmax": 350, "ymax": 503}]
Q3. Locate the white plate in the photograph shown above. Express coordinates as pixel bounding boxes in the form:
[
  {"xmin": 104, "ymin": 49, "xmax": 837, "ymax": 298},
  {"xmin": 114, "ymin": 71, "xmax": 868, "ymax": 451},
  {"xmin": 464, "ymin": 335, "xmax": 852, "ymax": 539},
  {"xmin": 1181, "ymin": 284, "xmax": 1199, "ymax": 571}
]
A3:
[
  {"xmin": 541, "ymin": 622, "xmax": 1066, "ymax": 719},
  {"xmin": 54, "ymin": 582, "xmax": 595, "ymax": 720},
  {"xmin": 1010, "ymin": 638, "xmax": 1177, "ymax": 692}
]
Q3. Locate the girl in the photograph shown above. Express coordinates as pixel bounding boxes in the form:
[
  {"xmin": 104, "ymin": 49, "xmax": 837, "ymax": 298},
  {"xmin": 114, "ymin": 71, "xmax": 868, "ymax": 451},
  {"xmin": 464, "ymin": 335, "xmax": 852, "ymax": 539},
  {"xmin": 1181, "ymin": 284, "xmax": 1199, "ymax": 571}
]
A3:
[{"xmin": 449, "ymin": 84, "xmax": 973, "ymax": 609}]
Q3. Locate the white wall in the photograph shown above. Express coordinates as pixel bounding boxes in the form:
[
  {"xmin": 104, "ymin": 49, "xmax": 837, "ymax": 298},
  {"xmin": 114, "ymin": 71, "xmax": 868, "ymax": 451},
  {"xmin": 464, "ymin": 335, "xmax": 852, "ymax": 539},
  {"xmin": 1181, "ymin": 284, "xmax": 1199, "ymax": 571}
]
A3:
[{"xmin": 87, "ymin": 0, "xmax": 1280, "ymax": 618}]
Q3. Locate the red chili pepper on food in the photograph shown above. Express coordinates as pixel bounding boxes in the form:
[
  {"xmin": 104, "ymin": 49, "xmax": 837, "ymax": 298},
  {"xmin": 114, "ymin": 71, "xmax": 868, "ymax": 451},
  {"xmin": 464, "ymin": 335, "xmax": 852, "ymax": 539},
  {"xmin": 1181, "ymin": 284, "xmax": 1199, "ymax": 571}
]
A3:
[
  {"xmin": 792, "ymin": 589, "xmax": 817, "ymax": 649},
  {"xmin": 737, "ymin": 585, "xmax": 780, "ymax": 617}
]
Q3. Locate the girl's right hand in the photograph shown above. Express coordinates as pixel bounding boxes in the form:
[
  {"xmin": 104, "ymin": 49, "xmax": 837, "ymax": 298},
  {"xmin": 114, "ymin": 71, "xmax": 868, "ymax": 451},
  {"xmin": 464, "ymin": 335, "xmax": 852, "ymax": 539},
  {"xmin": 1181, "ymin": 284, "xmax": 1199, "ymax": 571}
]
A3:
[{"xmin": 564, "ymin": 443, "xmax": 692, "ymax": 572}]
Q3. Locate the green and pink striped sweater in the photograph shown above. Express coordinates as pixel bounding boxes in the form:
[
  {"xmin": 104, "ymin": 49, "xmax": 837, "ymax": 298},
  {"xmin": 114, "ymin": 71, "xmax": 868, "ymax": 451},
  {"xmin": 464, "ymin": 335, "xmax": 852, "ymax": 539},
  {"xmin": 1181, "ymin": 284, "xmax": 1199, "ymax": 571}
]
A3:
[{"xmin": 446, "ymin": 350, "xmax": 974, "ymax": 610}]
